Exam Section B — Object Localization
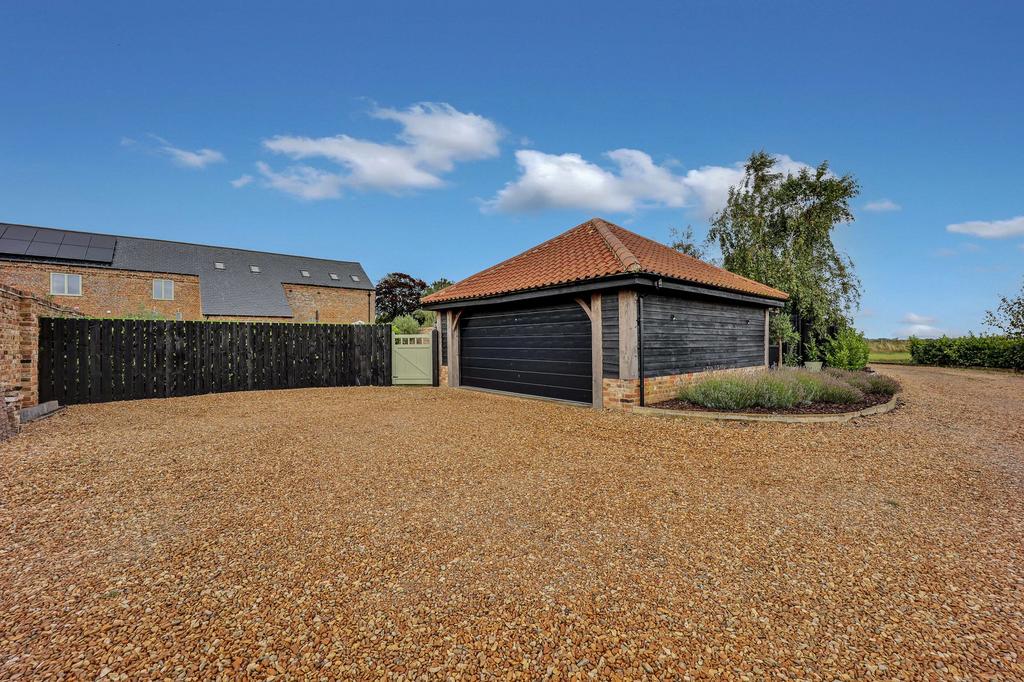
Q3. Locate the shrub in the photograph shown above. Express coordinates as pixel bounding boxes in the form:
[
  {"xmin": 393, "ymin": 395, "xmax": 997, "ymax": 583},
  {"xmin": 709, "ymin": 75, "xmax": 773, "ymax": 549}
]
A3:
[
  {"xmin": 679, "ymin": 376, "xmax": 759, "ymax": 410},
  {"xmin": 750, "ymin": 373, "xmax": 803, "ymax": 408},
  {"xmin": 825, "ymin": 327, "xmax": 870, "ymax": 370},
  {"xmin": 811, "ymin": 373, "xmax": 865, "ymax": 403},
  {"xmin": 825, "ymin": 367, "xmax": 901, "ymax": 397},
  {"xmin": 391, "ymin": 315, "xmax": 421, "ymax": 335},
  {"xmin": 909, "ymin": 335, "xmax": 1024, "ymax": 371},
  {"xmin": 824, "ymin": 367, "xmax": 870, "ymax": 391},
  {"xmin": 412, "ymin": 309, "xmax": 436, "ymax": 327},
  {"xmin": 678, "ymin": 368, "xmax": 876, "ymax": 410},
  {"xmin": 864, "ymin": 373, "xmax": 900, "ymax": 396}
]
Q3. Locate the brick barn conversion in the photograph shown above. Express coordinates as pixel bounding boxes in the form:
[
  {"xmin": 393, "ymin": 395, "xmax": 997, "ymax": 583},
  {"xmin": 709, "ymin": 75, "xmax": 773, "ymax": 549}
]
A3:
[
  {"xmin": 0, "ymin": 222, "xmax": 375, "ymax": 323},
  {"xmin": 422, "ymin": 218, "xmax": 788, "ymax": 410}
]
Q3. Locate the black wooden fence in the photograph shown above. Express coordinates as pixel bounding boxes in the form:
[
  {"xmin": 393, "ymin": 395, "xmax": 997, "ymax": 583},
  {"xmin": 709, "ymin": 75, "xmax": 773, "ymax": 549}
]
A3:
[{"xmin": 38, "ymin": 318, "xmax": 392, "ymax": 405}]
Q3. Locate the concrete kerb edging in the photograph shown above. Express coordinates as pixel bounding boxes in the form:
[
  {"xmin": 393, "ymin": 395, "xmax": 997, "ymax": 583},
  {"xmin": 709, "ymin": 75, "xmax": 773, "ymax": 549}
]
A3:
[{"xmin": 633, "ymin": 395, "xmax": 900, "ymax": 424}]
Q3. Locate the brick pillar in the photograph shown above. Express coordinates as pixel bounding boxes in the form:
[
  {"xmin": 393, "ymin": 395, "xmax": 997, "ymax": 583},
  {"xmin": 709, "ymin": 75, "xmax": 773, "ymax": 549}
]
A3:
[{"xmin": 17, "ymin": 296, "xmax": 40, "ymax": 407}]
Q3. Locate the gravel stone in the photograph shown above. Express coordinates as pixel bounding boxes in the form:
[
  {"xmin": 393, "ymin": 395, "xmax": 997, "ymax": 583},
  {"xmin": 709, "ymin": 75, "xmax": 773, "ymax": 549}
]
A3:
[{"xmin": 1, "ymin": 365, "xmax": 1022, "ymax": 678}]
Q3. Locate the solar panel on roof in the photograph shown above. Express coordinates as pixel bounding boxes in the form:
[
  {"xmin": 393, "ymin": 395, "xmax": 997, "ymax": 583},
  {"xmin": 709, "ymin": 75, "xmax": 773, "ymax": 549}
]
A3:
[
  {"xmin": 0, "ymin": 238, "xmax": 30, "ymax": 255},
  {"xmin": 62, "ymin": 232, "xmax": 91, "ymax": 246},
  {"xmin": 89, "ymin": 234, "xmax": 116, "ymax": 248},
  {"xmin": 33, "ymin": 229, "xmax": 65, "ymax": 244},
  {"xmin": 0, "ymin": 225, "xmax": 117, "ymax": 263},
  {"xmin": 25, "ymin": 242, "xmax": 60, "ymax": 258},
  {"xmin": 3, "ymin": 226, "xmax": 36, "ymax": 241},
  {"xmin": 57, "ymin": 244, "xmax": 88, "ymax": 260}
]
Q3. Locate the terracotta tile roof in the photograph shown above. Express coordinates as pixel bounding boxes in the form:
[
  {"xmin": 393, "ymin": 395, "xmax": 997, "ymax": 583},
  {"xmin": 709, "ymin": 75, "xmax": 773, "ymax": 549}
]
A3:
[{"xmin": 421, "ymin": 218, "xmax": 788, "ymax": 304}]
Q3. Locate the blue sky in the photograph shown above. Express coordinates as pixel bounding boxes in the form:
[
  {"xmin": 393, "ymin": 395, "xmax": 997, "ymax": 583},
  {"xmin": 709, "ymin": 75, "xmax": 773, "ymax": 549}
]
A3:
[{"xmin": 2, "ymin": 1, "xmax": 1022, "ymax": 338}]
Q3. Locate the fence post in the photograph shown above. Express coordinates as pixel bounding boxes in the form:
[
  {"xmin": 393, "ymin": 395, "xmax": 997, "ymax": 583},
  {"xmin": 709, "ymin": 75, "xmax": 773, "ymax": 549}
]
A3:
[{"xmin": 431, "ymin": 328, "xmax": 439, "ymax": 387}]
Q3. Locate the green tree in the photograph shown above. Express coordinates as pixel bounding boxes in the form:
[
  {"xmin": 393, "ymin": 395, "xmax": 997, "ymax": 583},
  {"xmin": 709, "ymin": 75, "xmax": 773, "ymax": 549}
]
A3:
[
  {"xmin": 391, "ymin": 314, "xmax": 421, "ymax": 335},
  {"xmin": 668, "ymin": 225, "xmax": 706, "ymax": 260},
  {"xmin": 424, "ymin": 277, "xmax": 454, "ymax": 296},
  {"xmin": 983, "ymin": 277, "xmax": 1024, "ymax": 337},
  {"xmin": 707, "ymin": 151, "xmax": 861, "ymax": 345},
  {"xmin": 824, "ymin": 327, "xmax": 870, "ymax": 370},
  {"xmin": 375, "ymin": 272, "xmax": 427, "ymax": 323}
]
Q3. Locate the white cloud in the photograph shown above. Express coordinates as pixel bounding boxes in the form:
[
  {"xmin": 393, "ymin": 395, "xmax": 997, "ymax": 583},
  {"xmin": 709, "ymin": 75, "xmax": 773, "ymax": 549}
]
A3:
[
  {"xmin": 230, "ymin": 174, "xmax": 253, "ymax": 188},
  {"xmin": 946, "ymin": 215, "xmax": 1024, "ymax": 239},
  {"xmin": 864, "ymin": 199, "xmax": 901, "ymax": 212},
  {"xmin": 897, "ymin": 323, "xmax": 944, "ymax": 338},
  {"xmin": 486, "ymin": 150, "xmax": 811, "ymax": 217},
  {"xmin": 260, "ymin": 102, "xmax": 502, "ymax": 198},
  {"xmin": 902, "ymin": 312, "xmax": 935, "ymax": 325},
  {"xmin": 149, "ymin": 135, "xmax": 225, "ymax": 169},
  {"xmin": 255, "ymin": 162, "xmax": 344, "ymax": 200},
  {"xmin": 896, "ymin": 312, "xmax": 944, "ymax": 338}
]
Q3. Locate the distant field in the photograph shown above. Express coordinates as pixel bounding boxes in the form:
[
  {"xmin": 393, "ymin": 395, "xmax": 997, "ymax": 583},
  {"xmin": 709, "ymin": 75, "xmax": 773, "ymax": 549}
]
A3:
[
  {"xmin": 870, "ymin": 352, "xmax": 912, "ymax": 365},
  {"xmin": 868, "ymin": 338, "xmax": 909, "ymax": 353}
]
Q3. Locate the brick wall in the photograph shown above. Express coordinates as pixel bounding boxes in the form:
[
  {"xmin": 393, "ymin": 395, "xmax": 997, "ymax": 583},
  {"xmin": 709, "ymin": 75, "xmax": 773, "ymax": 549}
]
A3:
[
  {"xmin": 602, "ymin": 378, "xmax": 641, "ymax": 410},
  {"xmin": 0, "ymin": 261, "xmax": 202, "ymax": 320},
  {"xmin": 602, "ymin": 365, "xmax": 762, "ymax": 410},
  {"xmin": 283, "ymin": 284, "xmax": 375, "ymax": 323},
  {"xmin": 0, "ymin": 284, "xmax": 82, "ymax": 439},
  {"xmin": 0, "ymin": 261, "xmax": 375, "ymax": 323}
]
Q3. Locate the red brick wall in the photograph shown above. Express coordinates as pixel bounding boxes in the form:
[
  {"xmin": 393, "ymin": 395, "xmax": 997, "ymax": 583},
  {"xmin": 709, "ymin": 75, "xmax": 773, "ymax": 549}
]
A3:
[
  {"xmin": 0, "ymin": 262, "xmax": 202, "ymax": 320},
  {"xmin": 602, "ymin": 366, "xmax": 762, "ymax": 410},
  {"xmin": 283, "ymin": 284, "xmax": 375, "ymax": 323},
  {"xmin": 0, "ymin": 262, "xmax": 376, "ymax": 323},
  {"xmin": 1, "ymin": 284, "xmax": 82, "ymax": 438}
]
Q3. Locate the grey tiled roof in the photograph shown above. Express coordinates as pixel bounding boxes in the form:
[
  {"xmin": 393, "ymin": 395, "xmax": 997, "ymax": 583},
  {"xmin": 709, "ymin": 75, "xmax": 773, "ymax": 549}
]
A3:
[{"xmin": 0, "ymin": 222, "xmax": 373, "ymax": 318}]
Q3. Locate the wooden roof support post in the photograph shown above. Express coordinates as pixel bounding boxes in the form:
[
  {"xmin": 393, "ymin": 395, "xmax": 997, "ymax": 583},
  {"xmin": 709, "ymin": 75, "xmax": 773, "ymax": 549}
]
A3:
[
  {"xmin": 618, "ymin": 289, "xmax": 638, "ymax": 381},
  {"xmin": 447, "ymin": 309, "xmax": 463, "ymax": 387},
  {"xmin": 764, "ymin": 308, "xmax": 770, "ymax": 367},
  {"xmin": 590, "ymin": 292, "xmax": 603, "ymax": 409}
]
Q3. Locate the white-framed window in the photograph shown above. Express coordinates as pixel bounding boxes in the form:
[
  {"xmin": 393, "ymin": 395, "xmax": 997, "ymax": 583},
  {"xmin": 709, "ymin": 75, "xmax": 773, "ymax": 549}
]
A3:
[
  {"xmin": 350, "ymin": 274, "xmax": 361, "ymax": 282},
  {"xmin": 214, "ymin": 262, "xmax": 226, "ymax": 270},
  {"xmin": 152, "ymin": 279, "xmax": 174, "ymax": 300},
  {"xmin": 50, "ymin": 272, "xmax": 82, "ymax": 296},
  {"xmin": 250, "ymin": 265, "xmax": 261, "ymax": 273},
  {"xmin": 329, "ymin": 273, "xmax": 339, "ymax": 281},
  {"xmin": 300, "ymin": 270, "xmax": 310, "ymax": 278}
]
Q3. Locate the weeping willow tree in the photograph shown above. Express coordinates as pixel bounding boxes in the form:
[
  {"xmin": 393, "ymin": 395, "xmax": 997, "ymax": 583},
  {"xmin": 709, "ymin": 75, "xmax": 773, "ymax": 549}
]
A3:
[{"xmin": 707, "ymin": 151, "xmax": 861, "ymax": 346}]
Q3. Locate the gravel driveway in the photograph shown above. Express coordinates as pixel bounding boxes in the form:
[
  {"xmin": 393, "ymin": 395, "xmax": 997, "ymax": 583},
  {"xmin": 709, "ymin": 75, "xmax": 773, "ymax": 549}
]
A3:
[{"xmin": 2, "ymin": 366, "xmax": 1022, "ymax": 679}]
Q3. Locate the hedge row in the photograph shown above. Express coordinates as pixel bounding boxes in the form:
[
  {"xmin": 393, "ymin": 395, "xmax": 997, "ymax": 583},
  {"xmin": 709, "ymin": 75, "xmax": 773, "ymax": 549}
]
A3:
[{"xmin": 908, "ymin": 335, "xmax": 1024, "ymax": 370}]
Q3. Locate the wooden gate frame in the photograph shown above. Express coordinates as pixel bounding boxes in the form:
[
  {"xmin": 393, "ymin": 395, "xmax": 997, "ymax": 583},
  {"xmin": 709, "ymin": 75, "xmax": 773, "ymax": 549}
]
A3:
[{"xmin": 391, "ymin": 331, "xmax": 437, "ymax": 386}]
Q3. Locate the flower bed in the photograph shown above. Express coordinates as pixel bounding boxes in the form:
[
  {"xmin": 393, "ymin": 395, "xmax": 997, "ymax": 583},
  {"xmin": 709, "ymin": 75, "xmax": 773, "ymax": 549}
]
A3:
[{"xmin": 652, "ymin": 367, "xmax": 900, "ymax": 415}]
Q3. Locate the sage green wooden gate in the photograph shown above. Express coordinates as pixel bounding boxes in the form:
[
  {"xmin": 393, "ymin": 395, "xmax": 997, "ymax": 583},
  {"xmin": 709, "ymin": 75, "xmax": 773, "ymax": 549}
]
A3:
[{"xmin": 391, "ymin": 332, "xmax": 436, "ymax": 385}]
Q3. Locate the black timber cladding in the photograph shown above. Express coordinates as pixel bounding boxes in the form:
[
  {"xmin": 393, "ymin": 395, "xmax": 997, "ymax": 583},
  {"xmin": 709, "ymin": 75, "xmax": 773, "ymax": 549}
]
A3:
[
  {"xmin": 38, "ymin": 318, "xmax": 392, "ymax": 405},
  {"xmin": 641, "ymin": 292, "xmax": 765, "ymax": 377},
  {"xmin": 601, "ymin": 292, "xmax": 619, "ymax": 379},
  {"xmin": 459, "ymin": 298, "xmax": 591, "ymax": 403}
]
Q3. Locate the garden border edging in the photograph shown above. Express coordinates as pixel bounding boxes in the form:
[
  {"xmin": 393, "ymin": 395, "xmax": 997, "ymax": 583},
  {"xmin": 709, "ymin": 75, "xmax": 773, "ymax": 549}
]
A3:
[{"xmin": 633, "ymin": 395, "xmax": 899, "ymax": 424}]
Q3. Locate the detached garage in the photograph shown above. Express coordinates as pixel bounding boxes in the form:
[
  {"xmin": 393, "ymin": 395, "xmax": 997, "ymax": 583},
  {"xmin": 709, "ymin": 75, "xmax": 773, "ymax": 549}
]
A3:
[{"xmin": 422, "ymin": 218, "xmax": 788, "ymax": 410}]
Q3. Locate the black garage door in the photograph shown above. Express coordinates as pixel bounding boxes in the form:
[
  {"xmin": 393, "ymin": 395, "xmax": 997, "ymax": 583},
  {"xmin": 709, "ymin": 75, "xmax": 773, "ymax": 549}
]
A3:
[{"xmin": 459, "ymin": 299, "xmax": 592, "ymax": 403}]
